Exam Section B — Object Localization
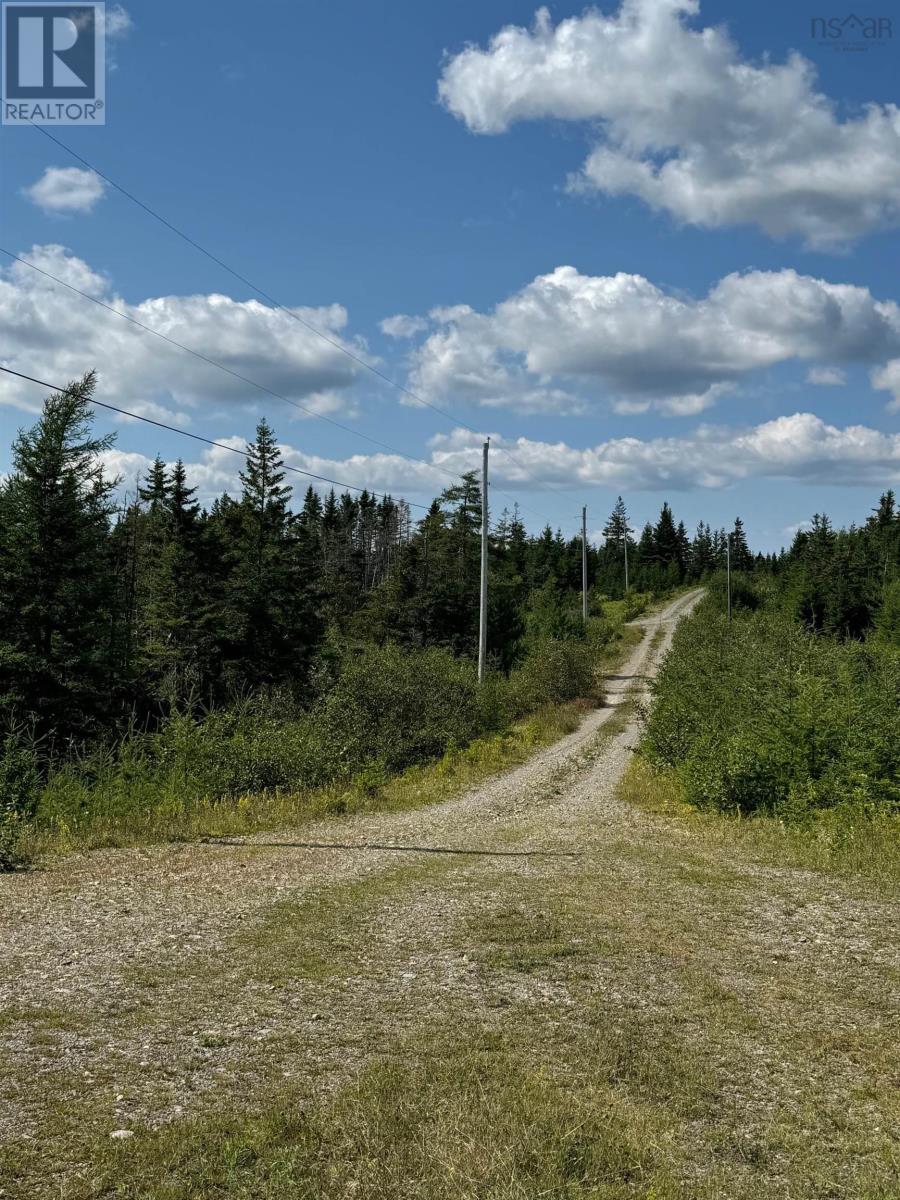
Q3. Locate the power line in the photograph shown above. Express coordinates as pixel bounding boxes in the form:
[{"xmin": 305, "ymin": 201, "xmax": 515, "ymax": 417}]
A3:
[
  {"xmin": 0, "ymin": 247, "xmax": 464, "ymax": 488},
  {"xmin": 0, "ymin": 250, "xmax": 550, "ymax": 528},
  {"xmin": 0, "ymin": 365, "xmax": 434, "ymax": 511},
  {"xmin": 29, "ymin": 123, "xmax": 575, "ymax": 515}
]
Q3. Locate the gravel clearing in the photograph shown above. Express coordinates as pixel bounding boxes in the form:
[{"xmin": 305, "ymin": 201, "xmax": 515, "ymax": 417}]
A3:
[{"xmin": 2, "ymin": 587, "xmax": 898, "ymax": 1198}]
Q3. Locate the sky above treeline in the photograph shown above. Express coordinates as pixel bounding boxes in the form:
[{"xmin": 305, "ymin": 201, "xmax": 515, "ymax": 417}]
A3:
[{"xmin": 2, "ymin": 0, "xmax": 899, "ymax": 550}]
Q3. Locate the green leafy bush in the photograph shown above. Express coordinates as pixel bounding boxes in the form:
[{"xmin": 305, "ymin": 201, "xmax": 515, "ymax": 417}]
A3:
[
  {"xmin": 622, "ymin": 591, "xmax": 651, "ymax": 622},
  {"xmin": 30, "ymin": 621, "xmax": 613, "ymax": 846},
  {"xmin": 305, "ymin": 643, "xmax": 483, "ymax": 780},
  {"xmin": 0, "ymin": 728, "xmax": 40, "ymax": 869},
  {"xmin": 643, "ymin": 598, "xmax": 900, "ymax": 818},
  {"xmin": 510, "ymin": 637, "xmax": 600, "ymax": 712}
]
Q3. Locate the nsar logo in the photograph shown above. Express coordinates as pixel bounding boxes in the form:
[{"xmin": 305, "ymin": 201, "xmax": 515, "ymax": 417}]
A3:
[{"xmin": 810, "ymin": 13, "xmax": 893, "ymax": 49}]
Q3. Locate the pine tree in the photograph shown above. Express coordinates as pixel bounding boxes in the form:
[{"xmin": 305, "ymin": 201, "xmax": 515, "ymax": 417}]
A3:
[
  {"xmin": 730, "ymin": 517, "xmax": 753, "ymax": 573},
  {"xmin": 169, "ymin": 459, "xmax": 199, "ymax": 532},
  {"xmin": 217, "ymin": 420, "xmax": 320, "ymax": 692},
  {"xmin": 676, "ymin": 521, "xmax": 691, "ymax": 576},
  {"xmin": 653, "ymin": 503, "xmax": 680, "ymax": 568},
  {"xmin": 138, "ymin": 455, "xmax": 170, "ymax": 511},
  {"xmin": 637, "ymin": 522, "xmax": 655, "ymax": 562},
  {"xmin": 603, "ymin": 496, "xmax": 629, "ymax": 547},
  {"xmin": 691, "ymin": 522, "xmax": 715, "ymax": 577},
  {"xmin": 143, "ymin": 459, "xmax": 204, "ymax": 704},
  {"xmin": 0, "ymin": 374, "xmax": 117, "ymax": 735}
]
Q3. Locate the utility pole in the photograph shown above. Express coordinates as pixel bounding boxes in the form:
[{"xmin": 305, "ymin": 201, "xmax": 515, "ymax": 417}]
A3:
[
  {"xmin": 478, "ymin": 438, "xmax": 489, "ymax": 683},
  {"xmin": 726, "ymin": 533, "xmax": 732, "ymax": 623},
  {"xmin": 624, "ymin": 525, "xmax": 629, "ymax": 594},
  {"xmin": 581, "ymin": 506, "xmax": 589, "ymax": 623}
]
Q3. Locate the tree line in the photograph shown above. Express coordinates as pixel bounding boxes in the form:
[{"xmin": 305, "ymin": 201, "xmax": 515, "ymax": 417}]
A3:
[{"xmin": 1, "ymin": 374, "xmax": 752, "ymax": 751}]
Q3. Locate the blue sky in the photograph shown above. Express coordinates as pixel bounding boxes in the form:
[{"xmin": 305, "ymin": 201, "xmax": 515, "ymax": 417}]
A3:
[{"xmin": 2, "ymin": 0, "xmax": 900, "ymax": 549}]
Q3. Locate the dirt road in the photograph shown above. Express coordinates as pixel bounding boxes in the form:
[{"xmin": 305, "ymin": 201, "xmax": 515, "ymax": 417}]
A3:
[{"xmin": 2, "ymin": 587, "xmax": 897, "ymax": 1199}]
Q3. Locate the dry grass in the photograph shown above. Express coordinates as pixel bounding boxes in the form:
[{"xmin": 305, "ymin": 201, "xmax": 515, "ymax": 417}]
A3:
[{"xmin": 621, "ymin": 756, "xmax": 900, "ymax": 888}]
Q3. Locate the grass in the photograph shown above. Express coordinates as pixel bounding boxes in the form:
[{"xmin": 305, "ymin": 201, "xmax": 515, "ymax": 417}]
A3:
[
  {"xmin": 621, "ymin": 756, "xmax": 900, "ymax": 887},
  {"xmin": 3, "ymin": 623, "xmax": 899, "ymax": 1198},
  {"xmin": 41, "ymin": 1028, "xmax": 701, "ymax": 1200},
  {"xmin": 10, "ymin": 817, "xmax": 897, "ymax": 1199},
  {"xmin": 22, "ymin": 593, "xmax": 896, "ymax": 1197}
]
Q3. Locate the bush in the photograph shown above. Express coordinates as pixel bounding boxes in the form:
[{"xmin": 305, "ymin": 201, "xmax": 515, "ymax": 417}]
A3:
[
  {"xmin": 622, "ymin": 591, "xmax": 650, "ymax": 622},
  {"xmin": 306, "ymin": 643, "xmax": 484, "ymax": 780},
  {"xmin": 705, "ymin": 570, "xmax": 766, "ymax": 614},
  {"xmin": 0, "ymin": 728, "xmax": 40, "ymax": 869},
  {"xmin": 510, "ymin": 636, "xmax": 601, "ymax": 713},
  {"xmin": 643, "ymin": 598, "xmax": 900, "ymax": 818},
  {"xmin": 31, "ymin": 630, "xmax": 608, "ymax": 845}
]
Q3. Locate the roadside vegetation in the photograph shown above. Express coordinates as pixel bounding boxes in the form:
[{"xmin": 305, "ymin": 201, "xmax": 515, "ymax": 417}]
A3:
[
  {"xmin": 634, "ymin": 496, "xmax": 900, "ymax": 879},
  {"xmin": 12, "ymin": 626, "xmax": 642, "ymax": 860},
  {"xmin": 4, "ymin": 644, "xmax": 896, "ymax": 1199}
]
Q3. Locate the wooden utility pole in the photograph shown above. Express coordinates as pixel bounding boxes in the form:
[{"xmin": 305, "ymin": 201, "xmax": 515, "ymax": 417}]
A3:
[
  {"xmin": 478, "ymin": 439, "xmax": 489, "ymax": 682},
  {"xmin": 726, "ymin": 533, "xmax": 732, "ymax": 622},
  {"xmin": 624, "ymin": 525, "xmax": 629, "ymax": 593},
  {"xmin": 582, "ymin": 506, "xmax": 589, "ymax": 623}
]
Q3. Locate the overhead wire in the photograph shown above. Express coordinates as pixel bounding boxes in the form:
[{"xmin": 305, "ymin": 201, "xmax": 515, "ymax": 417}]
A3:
[
  {"xmin": 29, "ymin": 123, "xmax": 578, "ymax": 523},
  {"xmin": 1, "ymin": 247, "xmax": 552, "ymax": 524},
  {"xmin": 0, "ymin": 247, "xmax": 464, "ymax": 488},
  {"xmin": 0, "ymin": 365, "xmax": 434, "ymax": 510}
]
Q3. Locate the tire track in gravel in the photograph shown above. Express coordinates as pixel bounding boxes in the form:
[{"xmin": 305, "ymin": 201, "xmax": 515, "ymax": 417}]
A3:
[{"xmin": 0, "ymin": 590, "xmax": 703, "ymax": 1159}]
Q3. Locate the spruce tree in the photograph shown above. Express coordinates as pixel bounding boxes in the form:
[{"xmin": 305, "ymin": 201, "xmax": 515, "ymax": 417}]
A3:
[
  {"xmin": 218, "ymin": 420, "xmax": 320, "ymax": 692},
  {"xmin": 138, "ymin": 455, "xmax": 170, "ymax": 511},
  {"xmin": 603, "ymin": 496, "xmax": 629, "ymax": 547},
  {"xmin": 142, "ymin": 459, "xmax": 204, "ymax": 705},
  {"xmin": 653, "ymin": 503, "xmax": 680, "ymax": 568},
  {"xmin": 730, "ymin": 517, "xmax": 753, "ymax": 573},
  {"xmin": 0, "ymin": 374, "xmax": 117, "ymax": 736}
]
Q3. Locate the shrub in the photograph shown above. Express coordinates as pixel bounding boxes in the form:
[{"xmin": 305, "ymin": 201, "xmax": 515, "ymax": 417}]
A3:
[
  {"xmin": 0, "ymin": 728, "xmax": 40, "ymax": 869},
  {"xmin": 705, "ymin": 570, "xmax": 766, "ymax": 614},
  {"xmin": 304, "ymin": 643, "xmax": 484, "ymax": 780},
  {"xmin": 622, "ymin": 591, "xmax": 650, "ymax": 621},
  {"xmin": 644, "ymin": 598, "xmax": 900, "ymax": 819},
  {"xmin": 510, "ymin": 637, "xmax": 601, "ymax": 713},
  {"xmin": 30, "ymin": 630, "xmax": 606, "ymax": 844}
]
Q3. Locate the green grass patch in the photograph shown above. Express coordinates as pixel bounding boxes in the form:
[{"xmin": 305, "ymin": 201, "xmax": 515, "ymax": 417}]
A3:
[
  {"xmin": 621, "ymin": 756, "xmax": 900, "ymax": 886},
  {"xmin": 27, "ymin": 1022, "xmax": 710, "ymax": 1200}
]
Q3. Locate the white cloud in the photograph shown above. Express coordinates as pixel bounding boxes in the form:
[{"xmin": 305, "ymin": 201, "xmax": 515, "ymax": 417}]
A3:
[
  {"xmin": 93, "ymin": 408, "xmax": 900, "ymax": 511},
  {"xmin": 0, "ymin": 244, "xmax": 372, "ymax": 417},
  {"xmin": 102, "ymin": 4, "xmax": 132, "ymax": 38},
  {"xmin": 783, "ymin": 520, "xmax": 813, "ymax": 537},
  {"xmin": 400, "ymin": 265, "xmax": 900, "ymax": 414},
  {"xmin": 99, "ymin": 438, "xmax": 458, "ymax": 510},
  {"xmin": 806, "ymin": 367, "xmax": 847, "ymax": 386},
  {"xmin": 25, "ymin": 167, "xmax": 105, "ymax": 214},
  {"xmin": 96, "ymin": 413, "xmax": 900, "ymax": 512},
  {"xmin": 380, "ymin": 313, "xmax": 429, "ymax": 338},
  {"xmin": 871, "ymin": 359, "xmax": 900, "ymax": 412},
  {"xmin": 100, "ymin": 449, "xmax": 157, "ymax": 494},
  {"xmin": 426, "ymin": 416, "xmax": 900, "ymax": 491},
  {"xmin": 438, "ymin": 0, "xmax": 900, "ymax": 247}
]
